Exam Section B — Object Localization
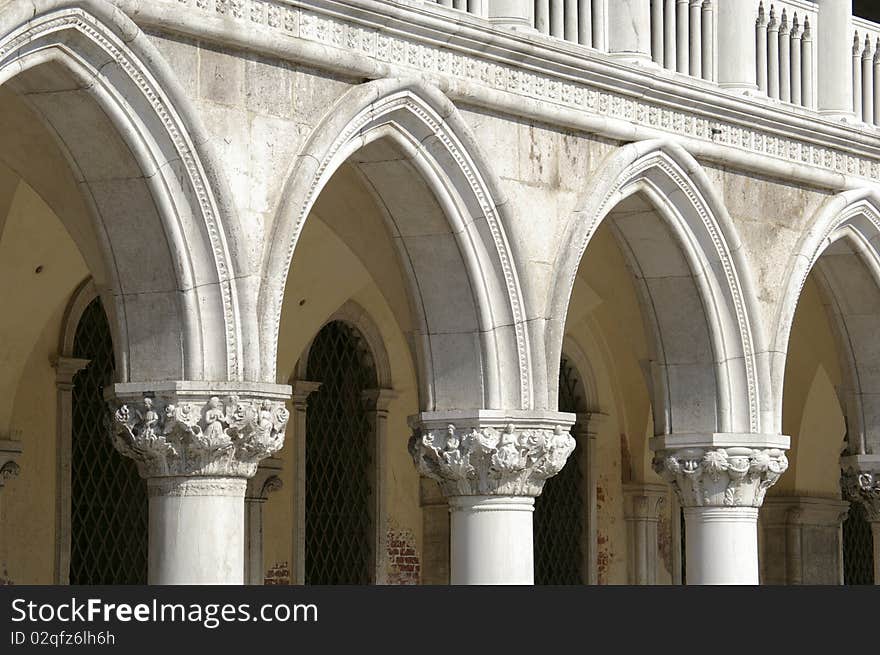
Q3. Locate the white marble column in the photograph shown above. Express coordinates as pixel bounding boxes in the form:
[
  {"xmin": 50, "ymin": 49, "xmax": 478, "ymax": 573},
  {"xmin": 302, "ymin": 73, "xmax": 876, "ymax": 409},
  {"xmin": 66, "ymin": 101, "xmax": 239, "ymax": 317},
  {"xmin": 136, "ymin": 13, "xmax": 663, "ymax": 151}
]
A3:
[
  {"xmin": 652, "ymin": 434, "xmax": 790, "ymax": 585},
  {"xmin": 817, "ymin": 0, "xmax": 854, "ymax": 119},
  {"xmin": 607, "ymin": 0, "xmax": 653, "ymax": 63},
  {"xmin": 487, "ymin": 0, "xmax": 534, "ymax": 31},
  {"xmin": 244, "ymin": 457, "xmax": 283, "ymax": 585},
  {"xmin": 623, "ymin": 483, "xmax": 667, "ymax": 585},
  {"xmin": 409, "ymin": 410, "xmax": 576, "ymax": 585},
  {"xmin": 108, "ymin": 382, "xmax": 292, "ymax": 585},
  {"xmin": 841, "ymin": 456, "xmax": 880, "ymax": 584},
  {"xmin": 717, "ymin": 0, "xmax": 758, "ymax": 92}
]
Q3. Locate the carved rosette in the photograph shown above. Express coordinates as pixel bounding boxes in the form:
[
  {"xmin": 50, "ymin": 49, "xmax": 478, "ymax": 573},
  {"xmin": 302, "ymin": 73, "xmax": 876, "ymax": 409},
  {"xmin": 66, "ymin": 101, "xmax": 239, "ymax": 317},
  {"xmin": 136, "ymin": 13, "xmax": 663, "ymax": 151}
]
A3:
[
  {"xmin": 408, "ymin": 423, "xmax": 576, "ymax": 497},
  {"xmin": 652, "ymin": 447, "xmax": 789, "ymax": 508},
  {"xmin": 108, "ymin": 394, "xmax": 290, "ymax": 479},
  {"xmin": 842, "ymin": 469, "xmax": 880, "ymax": 522}
]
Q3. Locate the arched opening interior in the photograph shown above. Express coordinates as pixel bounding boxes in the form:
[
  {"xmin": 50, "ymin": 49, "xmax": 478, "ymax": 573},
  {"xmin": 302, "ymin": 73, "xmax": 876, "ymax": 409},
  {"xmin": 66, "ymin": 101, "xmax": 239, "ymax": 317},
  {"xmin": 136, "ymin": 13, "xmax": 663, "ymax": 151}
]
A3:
[{"xmin": 776, "ymin": 238, "xmax": 879, "ymax": 585}]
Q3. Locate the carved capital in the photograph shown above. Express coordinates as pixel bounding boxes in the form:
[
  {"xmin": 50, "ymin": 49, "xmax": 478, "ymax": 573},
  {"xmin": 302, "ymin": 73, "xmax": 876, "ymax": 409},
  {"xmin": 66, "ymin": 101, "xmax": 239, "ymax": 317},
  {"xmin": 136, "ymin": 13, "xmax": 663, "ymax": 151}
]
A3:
[
  {"xmin": 653, "ymin": 447, "xmax": 788, "ymax": 508},
  {"xmin": 408, "ymin": 411, "xmax": 576, "ymax": 497},
  {"xmin": 842, "ymin": 468, "xmax": 880, "ymax": 522},
  {"xmin": 107, "ymin": 383, "xmax": 291, "ymax": 479},
  {"xmin": 0, "ymin": 440, "xmax": 23, "ymax": 489}
]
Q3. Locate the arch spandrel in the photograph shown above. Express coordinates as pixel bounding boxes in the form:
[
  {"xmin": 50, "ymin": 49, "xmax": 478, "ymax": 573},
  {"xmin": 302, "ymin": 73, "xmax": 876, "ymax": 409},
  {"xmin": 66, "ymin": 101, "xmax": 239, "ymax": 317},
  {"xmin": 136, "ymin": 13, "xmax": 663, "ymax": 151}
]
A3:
[
  {"xmin": 0, "ymin": 0, "xmax": 253, "ymax": 383},
  {"xmin": 547, "ymin": 139, "xmax": 766, "ymax": 436},
  {"xmin": 262, "ymin": 78, "xmax": 533, "ymax": 412}
]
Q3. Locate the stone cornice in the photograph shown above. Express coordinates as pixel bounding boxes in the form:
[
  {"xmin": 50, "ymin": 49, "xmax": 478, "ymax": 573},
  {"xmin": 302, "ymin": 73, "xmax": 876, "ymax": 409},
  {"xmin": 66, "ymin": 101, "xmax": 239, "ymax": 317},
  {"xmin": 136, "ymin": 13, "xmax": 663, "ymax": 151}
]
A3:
[
  {"xmin": 123, "ymin": 0, "xmax": 880, "ymax": 189},
  {"xmin": 408, "ymin": 410, "xmax": 576, "ymax": 497},
  {"xmin": 107, "ymin": 383, "xmax": 291, "ymax": 479}
]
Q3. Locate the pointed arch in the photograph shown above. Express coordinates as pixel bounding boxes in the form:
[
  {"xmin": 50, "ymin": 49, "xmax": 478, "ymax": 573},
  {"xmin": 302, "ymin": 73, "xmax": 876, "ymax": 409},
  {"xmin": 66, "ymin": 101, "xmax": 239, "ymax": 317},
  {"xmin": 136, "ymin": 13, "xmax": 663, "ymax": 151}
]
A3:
[
  {"xmin": 0, "ymin": 0, "xmax": 251, "ymax": 382},
  {"xmin": 261, "ymin": 78, "xmax": 532, "ymax": 411},
  {"xmin": 546, "ymin": 139, "xmax": 765, "ymax": 435},
  {"xmin": 773, "ymin": 189, "xmax": 880, "ymax": 450}
]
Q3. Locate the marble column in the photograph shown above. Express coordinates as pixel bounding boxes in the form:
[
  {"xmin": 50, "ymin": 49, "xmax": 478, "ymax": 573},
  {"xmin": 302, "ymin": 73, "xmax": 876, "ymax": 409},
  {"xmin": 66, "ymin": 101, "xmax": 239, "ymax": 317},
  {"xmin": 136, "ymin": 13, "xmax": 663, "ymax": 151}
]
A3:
[
  {"xmin": 607, "ymin": 0, "xmax": 652, "ymax": 63},
  {"xmin": 487, "ymin": 0, "xmax": 534, "ymax": 31},
  {"xmin": 623, "ymin": 482, "xmax": 667, "ymax": 585},
  {"xmin": 716, "ymin": 0, "xmax": 758, "ymax": 92},
  {"xmin": 652, "ymin": 433, "xmax": 790, "ymax": 585},
  {"xmin": 841, "ymin": 455, "xmax": 880, "ymax": 584},
  {"xmin": 409, "ymin": 410, "xmax": 576, "ymax": 584},
  {"xmin": 817, "ymin": 0, "xmax": 855, "ymax": 119},
  {"xmin": 107, "ymin": 382, "xmax": 292, "ymax": 585}
]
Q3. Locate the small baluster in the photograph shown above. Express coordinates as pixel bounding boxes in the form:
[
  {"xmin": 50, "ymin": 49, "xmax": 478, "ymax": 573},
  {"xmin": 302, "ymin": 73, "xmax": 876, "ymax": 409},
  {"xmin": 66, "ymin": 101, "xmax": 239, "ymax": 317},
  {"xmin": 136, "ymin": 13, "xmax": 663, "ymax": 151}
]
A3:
[
  {"xmin": 665, "ymin": 0, "xmax": 677, "ymax": 70},
  {"xmin": 578, "ymin": 0, "xmax": 593, "ymax": 46},
  {"xmin": 701, "ymin": 0, "xmax": 714, "ymax": 81},
  {"xmin": 756, "ymin": 2, "xmax": 768, "ymax": 93},
  {"xmin": 550, "ymin": 0, "xmax": 564, "ymax": 38},
  {"xmin": 863, "ymin": 34, "xmax": 874, "ymax": 124},
  {"xmin": 690, "ymin": 0, "xmax": 702, "ymax": 78},
  {"xmin": 592, "ymin": 0, "xmax": 606, "ymax": 51},
  {"xmin": 536, "ymin": 0, "xmax": 551, "ymax": 34},
  {"xmin": 768, "ymin": 5, "xmax": 780, "ymax": 100},
  {"xmin": 564, "ymin": 0, "xmax": 578, "ymax": 42},
  {"xmin": 802, "ymin": 16, "xmax": 814, "ymax": 108},
  {"xmin": 790, "ymin": 13, "xmax": 802, "ymax": 105},
  {"xmin": 779, "ymin": 8, "xmax": 791, "ymax": 103},
  {"xmin": 652, "ymin": 0, "xmax": 665, "ymax": 66},
  {"xmin": 677, "ymin": 0, "xmax": 690, "ymax": 73},
  {"xmin": 854, "ymin": 32, "xmax": 863, "ymax": 120},
  {"xmin": 874, "ymin": 39, "xmax": 880, "ymax": 125}
]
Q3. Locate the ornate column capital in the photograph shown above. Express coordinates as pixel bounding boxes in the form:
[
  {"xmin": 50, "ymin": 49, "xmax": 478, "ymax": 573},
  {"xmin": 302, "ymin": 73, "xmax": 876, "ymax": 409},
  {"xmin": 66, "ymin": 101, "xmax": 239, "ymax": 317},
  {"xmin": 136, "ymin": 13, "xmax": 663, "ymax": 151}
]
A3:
[
  {"xmin": 408, "ymin": 410, "xmax": 576, "ymax": 497},
  {"xmin": 841, "ymin": 455, "xmax": 880, "ymax": 522},
  {"xmin": 623, "ymin": 483, "xmax": 668, "ymax": 520},
  {"xmin": 0, "ymin": 440, "xmax": 22, "ymax": 489},
  {"xmin": 106, "ymin": 382, "xmax": 292, "ymax": 479},
  {"xmin": 650, "ymin": 433, "xmax": 790, "ymax": 508}
]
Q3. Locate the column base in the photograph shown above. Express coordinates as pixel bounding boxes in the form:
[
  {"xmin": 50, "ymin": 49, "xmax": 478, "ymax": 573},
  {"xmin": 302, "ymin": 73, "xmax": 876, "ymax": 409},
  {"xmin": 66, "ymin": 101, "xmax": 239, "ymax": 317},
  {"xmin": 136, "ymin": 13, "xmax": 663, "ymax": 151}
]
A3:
[{"xmin": 449, "ymin": 496, "xmax": 534, "ymax": 585}]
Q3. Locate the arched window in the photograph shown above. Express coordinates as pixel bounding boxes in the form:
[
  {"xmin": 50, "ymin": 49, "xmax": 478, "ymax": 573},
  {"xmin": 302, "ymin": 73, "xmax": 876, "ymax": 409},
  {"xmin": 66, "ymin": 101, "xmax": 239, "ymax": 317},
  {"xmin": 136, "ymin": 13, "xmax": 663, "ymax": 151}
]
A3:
[
  {"xmin": 534, "ymin": 356, "xmax": 586, "ymax": 584},
  {"xmin": 69, "ymin": 298, "xmax": 147, "ymax": 584},
  {"xmin": 842, "ymin": 496, "xmax": 874, "ymax": 585},
  {"xmin": 305, "ymin": 321, "xmax": 378, "ymax": 584}
]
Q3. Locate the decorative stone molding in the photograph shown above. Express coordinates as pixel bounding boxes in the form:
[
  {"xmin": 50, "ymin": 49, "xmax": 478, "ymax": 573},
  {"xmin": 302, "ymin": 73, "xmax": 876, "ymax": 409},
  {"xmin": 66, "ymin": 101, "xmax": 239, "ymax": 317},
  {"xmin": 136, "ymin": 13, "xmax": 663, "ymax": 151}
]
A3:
[
  {"xmin": 841, "ymin": 457, "xmax": 880, "ymax": 521},
  {"xmin": 107, "ymin": 383, "xmax": 292, "ymax": 479},
  {"xmin": 0, "ymin": 440, "xmax": 22, "ymax": 489},
  {"xmin": 146, "ymin": 476, "xmax": 248, "ymax": 497},
  {"xmin": 408, "ymin": 411, "xmax": 576, "ymax": 497},
  {"xmin": 139, "ymin": 0, "xmax": 880, "ymax": 186},
  {"xmin": 653, "ymin": 446, "xmax": 789, "ymax": 508}
]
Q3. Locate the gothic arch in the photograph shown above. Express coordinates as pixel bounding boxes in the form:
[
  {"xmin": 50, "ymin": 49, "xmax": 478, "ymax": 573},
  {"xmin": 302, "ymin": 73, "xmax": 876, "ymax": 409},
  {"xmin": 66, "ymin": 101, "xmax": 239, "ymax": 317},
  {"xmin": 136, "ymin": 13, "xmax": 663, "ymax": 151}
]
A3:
[
  {"xmin": 547, "ymin": 139, "xmax": 765, "ymax": 435},
  {"xmin": 261, "ymin": 78, "xmax": 531, "ymax": 411},
  {"xmin": 773, "ymin": 189, "xmax": 880, "ymax": 452},
  {"xmin": 0, "ymin": 0, "xmax": 251, "ymax": 382}
]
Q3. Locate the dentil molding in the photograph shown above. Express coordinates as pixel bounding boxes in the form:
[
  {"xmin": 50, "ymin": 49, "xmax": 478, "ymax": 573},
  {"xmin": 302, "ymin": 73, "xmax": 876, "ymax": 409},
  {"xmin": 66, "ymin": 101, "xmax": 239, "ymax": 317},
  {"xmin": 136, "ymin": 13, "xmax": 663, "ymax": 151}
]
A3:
[
  {"xmin": 652, "ymin": 446, "xmax": 789, "ymax": 508},
  {"xmin": 409, "ymin": 412, "xmax": 576, "ymax": 497},
  {"xmin": 107, "ymin": 384, "xmax": 291, "ymax": 479}
]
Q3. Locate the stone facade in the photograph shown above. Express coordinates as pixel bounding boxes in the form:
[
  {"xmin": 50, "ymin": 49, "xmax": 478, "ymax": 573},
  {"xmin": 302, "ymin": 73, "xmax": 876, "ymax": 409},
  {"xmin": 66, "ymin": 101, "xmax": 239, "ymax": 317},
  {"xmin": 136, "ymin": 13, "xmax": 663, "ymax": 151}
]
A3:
[{"xmin": 1, "ymin": 0, "xmax": 879, "ymax": 584}]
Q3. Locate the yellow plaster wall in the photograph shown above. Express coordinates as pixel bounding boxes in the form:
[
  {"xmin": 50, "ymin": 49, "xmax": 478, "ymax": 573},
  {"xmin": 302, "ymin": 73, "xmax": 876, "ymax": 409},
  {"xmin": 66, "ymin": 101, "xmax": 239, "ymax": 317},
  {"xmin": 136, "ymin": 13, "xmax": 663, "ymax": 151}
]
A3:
[
  {"xmin": 778, "ymin": 274, "xmax": 846, "ymax": 499},
  {"xmin": 1, "ymin": 177, "xmax": 88, "ymax": 584}
]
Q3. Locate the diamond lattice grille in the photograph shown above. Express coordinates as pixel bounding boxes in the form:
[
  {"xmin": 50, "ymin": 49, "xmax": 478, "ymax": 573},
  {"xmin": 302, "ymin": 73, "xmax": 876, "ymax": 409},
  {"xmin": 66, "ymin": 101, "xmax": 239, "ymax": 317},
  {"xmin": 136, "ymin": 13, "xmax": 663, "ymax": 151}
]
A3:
[
  {"xmin": 534, "ymin": 357, "xmax": 585, "ymax": 585},
  {"xmin": 305, "ymin": 321, "xmax": 377, "ymax": 585},
  {"xmin": 69, "ymin": 298, "xmax": 147, "ymax": 585},
  {"xmin": 843, "ymin": 496, "xmax": 874, "ymax": 585}
]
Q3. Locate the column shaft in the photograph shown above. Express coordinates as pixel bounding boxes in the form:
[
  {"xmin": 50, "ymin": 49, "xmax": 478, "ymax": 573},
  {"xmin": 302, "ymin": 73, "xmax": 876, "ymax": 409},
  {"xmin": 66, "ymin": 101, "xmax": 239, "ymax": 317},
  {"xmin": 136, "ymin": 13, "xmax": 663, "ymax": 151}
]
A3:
[
  {"xmin": 607, "ymin": 0, "xmax": 652, "ymax": 60},
  {"xmin": 685, "ymin": 507, "xmax": 759, "ymax": 584},
  {"xmin": 487, "ymin": 0, "xmax": 534, "ymax": 30},
  {"xmin": 818, "ymin": 0, "xmax": 854, "ymax": 117},
  {"xmin": 148, "ymin": 477, "xmax": 246, "ymax": 584},
  {"xmin": 717, "ymin": 0, "xmax": 758, "ymax": 91},
  {"xmin": 449, "ymin": 496, "xmax": 534, "ymax": 584}
]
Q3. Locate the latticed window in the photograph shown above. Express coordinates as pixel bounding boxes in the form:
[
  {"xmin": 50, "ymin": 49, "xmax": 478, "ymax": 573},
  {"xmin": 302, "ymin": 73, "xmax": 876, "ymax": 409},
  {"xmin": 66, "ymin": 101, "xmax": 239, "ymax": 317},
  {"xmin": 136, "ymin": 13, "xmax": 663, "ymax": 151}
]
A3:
[
  {"xmin": 842, "ymin": 498, "xmax": 874, "ymax": 585},
  {"xmin": 305, "ymin": 321, "xmax": 377, "ymax": 584},
  {"xmin": 69, "ymin": 298, "xmax": 147, "ymax": 584},
  {"xmin": 534, "ymin": 356, "xmax": 585, "ymax": 585}
]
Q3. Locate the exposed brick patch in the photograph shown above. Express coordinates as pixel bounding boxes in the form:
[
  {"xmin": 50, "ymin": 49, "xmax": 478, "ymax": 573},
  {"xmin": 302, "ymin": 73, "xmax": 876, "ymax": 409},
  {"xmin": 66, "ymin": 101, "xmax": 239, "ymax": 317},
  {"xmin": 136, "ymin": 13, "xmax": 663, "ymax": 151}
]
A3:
[
  {"xmin": 386, "ymin": 523, "xmax": 421, "ymax": 585},
  {"xmin": 264, "ymin": 561, "xmax": 290, "ymax": 585}
]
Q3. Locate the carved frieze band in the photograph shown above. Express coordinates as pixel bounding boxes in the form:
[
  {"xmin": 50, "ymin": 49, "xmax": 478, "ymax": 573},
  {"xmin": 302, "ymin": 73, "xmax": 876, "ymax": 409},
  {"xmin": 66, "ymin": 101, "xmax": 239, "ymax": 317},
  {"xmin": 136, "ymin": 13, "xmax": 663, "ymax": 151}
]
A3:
[
  {"xmin": 158, "ymin": 0, "xmax": 880, "ymax": 183},
  {"xmin": 842, "ymin": 469, "xmax": 880, "ymax": 521},
  {"xmin": 109, "ymin": 395, "xmax": 290, "ymax": 479},
  {"xmin": 652, "ymin": 447, "xmax": 789, "ymax": 508},
  {"xmin": 409, "ymin": 423, "xmax": 576, "ymax": 497}
]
